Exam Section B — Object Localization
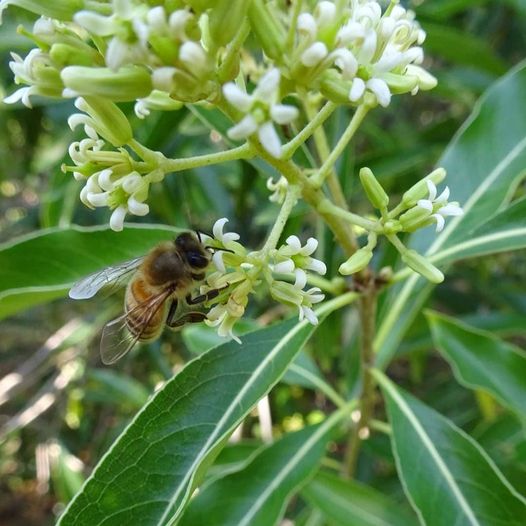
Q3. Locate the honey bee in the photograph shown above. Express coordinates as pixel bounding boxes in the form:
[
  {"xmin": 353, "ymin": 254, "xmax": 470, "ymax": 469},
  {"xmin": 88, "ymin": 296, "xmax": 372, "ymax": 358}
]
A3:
[{"xmin": 69, "ymin": 232, "xmax": 223, "ymax": 364}]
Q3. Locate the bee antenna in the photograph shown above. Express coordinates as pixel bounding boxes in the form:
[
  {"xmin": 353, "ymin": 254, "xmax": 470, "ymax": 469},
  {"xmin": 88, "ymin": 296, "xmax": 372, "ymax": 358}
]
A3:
[{"xmin": 206, "ymin": 246, "xmax": 235, "ymax": 254}]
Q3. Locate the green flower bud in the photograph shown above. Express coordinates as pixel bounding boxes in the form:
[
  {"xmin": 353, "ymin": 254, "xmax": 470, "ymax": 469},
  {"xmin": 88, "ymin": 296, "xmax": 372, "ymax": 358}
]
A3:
[
  {"xmin": 339, "ymin": 247, "xmax": 373, "ymax": 275},
  {"xmin": 401, "ymin": 249, "xmax": 444, "ymax": 283},
  {"xmin": 61, "ymin": 66, "xmax": 152, "ymax": 102},
  {"xmin": 402, "ymin": 168, "xmax": 446, "ymax": 207},
  {"xmin": 50, "ymin": 43, "xmax": 102, "ymax": 67},
  {"xmin": 80, "ymin": 97, "xmax": 133, "ymax": 147},
  {"xmin": 1, "ymin": 0, "xmax": 83, "ymax": 21},
  {"xmin": 209, "ymin": 0, "xmax": 250, "ymax": 47},
  {"xmin": 184, "ymin": 0, "xmax": 215, "ymax": 13},
  {"xmin": 270, "ymin": 281, "xmax": 303, "ymax": 307},
  {"xmin": 381, "ymin": 72, "xmax": 418, "ymax": 95},
  {"xmin": 399, "ymin": 206, "xmax": 432, "ymax": 232},
  {"xmin": 320, "ymin": 71, "xmax": 352, "ymax": 104},
  {"xmin": 359, "ymin": 167, "xmax": 389, "ymax": 210},
  {"xmin": 248, "ymin": 0, "xmax": 285, "ymax": 62}
]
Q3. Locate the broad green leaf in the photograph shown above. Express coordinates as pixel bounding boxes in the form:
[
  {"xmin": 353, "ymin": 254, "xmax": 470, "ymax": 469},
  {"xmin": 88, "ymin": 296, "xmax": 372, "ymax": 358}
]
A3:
[
  {"xmin": 302, "ymin": 470, "xmax": 418, "ymax": 526},
  {"xmin": 180, "ymin": 408, "xmax": 352, "ymax": 526},
  {"xmin": 426, "ymin": 311, "xmax": 526, "ymax": 418},
  {"xmin": 376, "ymin": 62, "xmax": 526, "ymax": 368},
  {"xmin": 430, "ymin": 196, "xmax": 526, "ymax": 264},
  {"xmin": 0, "ymin": 224, "xmax": 177, "ymax": 320},
  {"xmin": 373, "ymin": 370, "xmax": 526, "ymax": 526},
  {"xmin": 57, "ymin": 296, "xmax": 356, "ymax": 526}
]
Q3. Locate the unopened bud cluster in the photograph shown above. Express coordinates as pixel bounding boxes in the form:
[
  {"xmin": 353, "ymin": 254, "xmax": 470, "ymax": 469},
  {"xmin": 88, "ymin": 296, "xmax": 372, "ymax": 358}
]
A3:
[{"xmin": 339, "ymin": 166, "xmax": 463, "ymax": 283}]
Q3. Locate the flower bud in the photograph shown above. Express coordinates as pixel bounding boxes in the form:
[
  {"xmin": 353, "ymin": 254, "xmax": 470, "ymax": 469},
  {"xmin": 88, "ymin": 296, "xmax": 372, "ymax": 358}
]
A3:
[
  {"xmin": 248, "ymin": 0, "xmax": 285, "ymax": 62},
  {"xmin": 401, "ymin": 249, "xmax": 444, "ymax": 283},
  {"xmin": 270, "ymin": 281, "xmax": 303, "ymax": 307},
  {"xmin": 320, "ymin": 71, "xmax": 352, "ymax": 103},
  {"xmin": 381, "ymin": 72, "xmax": 419, "ymax": 95},
  {"xmin": 61, "ymin": 66, "xmax": 152, "ymax": 102},
  {"xmin": 79, "ymin": 97, "xmax": 133, "ymax": 147},
  {"xmin": 359, "ymin": 167, "xmax": 389, "ymax": 210},
  {"xmin": 339, "ymin": 247, "xmax": 373, "ymax": 275},
  {"xmin": 402, "ymin": 168, "xmax": 446, "ymax": 207},
  {"xmin": 50, "ymin": 43, "xmax": 102, "ymax": 68},
  {"xmin": 399, "ymin": 206, "xmax": 432, "ymax": 232},
  {"xmin": 209, "ymin": 0, "xmax": 250, "ymax": 47}
]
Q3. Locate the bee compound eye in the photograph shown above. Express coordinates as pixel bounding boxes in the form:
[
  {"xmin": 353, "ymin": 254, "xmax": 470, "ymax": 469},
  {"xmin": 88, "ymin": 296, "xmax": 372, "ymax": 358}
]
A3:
[{"xmin": 187, "ymin": 253, "xmax": 208, "ymax": 269}]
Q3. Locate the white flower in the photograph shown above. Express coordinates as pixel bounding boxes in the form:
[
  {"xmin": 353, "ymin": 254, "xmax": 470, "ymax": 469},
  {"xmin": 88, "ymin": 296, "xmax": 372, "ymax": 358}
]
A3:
[
  {"xmin": 223, "ymin": 69, "xmax": 299, "ymax": 158},
  {"xmin": 417, "ymin": 180, "xmax": 463, "ymax": 232},
  {"xmin": 211, "ymin": 218, "xmax": 241, "ymax": 273},
  {"xmin": 266, "ymin": 176, "xmax": 289, "ymax": 204},
  {"xmin": 205, "ymin": 304, "xmax": 242, "ymax": 344},
  {"xmin": 274, "ymin": 235, "xmax": 327, "ymax": 289},
  {"xmin": 299, "ymin": 287, "xmax": 325, "ymax": 325}
]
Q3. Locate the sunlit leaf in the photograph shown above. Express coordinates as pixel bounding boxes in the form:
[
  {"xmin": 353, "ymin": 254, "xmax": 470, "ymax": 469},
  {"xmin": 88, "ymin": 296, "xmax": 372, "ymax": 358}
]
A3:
[
  {"xmin": 0, "ymin": 224, "xmax": 178, "ymax": 320},
  {"xmin": 373, "ymin": 370, "xmax": 526, "ymax": 526},
  {"xmin": 57, "ymin": 300, "xmax": 353, "ymax": 526},
  {"xmin": 180, "ymin": 410, "xmax": 351, "ymax": 526}
]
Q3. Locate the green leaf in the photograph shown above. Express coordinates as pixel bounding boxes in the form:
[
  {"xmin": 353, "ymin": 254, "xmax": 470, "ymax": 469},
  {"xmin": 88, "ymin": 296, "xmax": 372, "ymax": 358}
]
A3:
[
  {"xmin": 373, "ymin": 370, "xmax": 526, "ymax": 526},
  {"xmin": 302, "ymin": 470, "xmax": 418, "ymax": 526},
  {"xmin": 57, "ymin": 302, "xmax": 349, "ymax": 526},
  {"xmin": 376, "ymin": 61, "xmax": 526, "ymax": 368},
  {"xmin": 431, "ymin": 196, "xmax": 526, "ymax": 264},
  {"xmin": 0, "ymin": 224, "xmax": 178, "ymax": 320},
  {"xmin": 180, "ymin": 409, "xmax": 351, "ymax": 526},
  {"xmin": 426, "ymin": 311, "xmax": 526, "ymax": 418}
]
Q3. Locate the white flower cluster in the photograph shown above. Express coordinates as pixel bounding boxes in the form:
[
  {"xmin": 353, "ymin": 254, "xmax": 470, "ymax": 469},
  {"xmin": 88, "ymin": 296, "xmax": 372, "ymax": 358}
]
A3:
[
  {"xmin": 294, "ymin": 0, "xmax": 435, "ymax": 107},
  {"xmin": 223, "ymin": 69, "xmax": 299, "ymax": 158},
  {"xmin": 74, "ymin": 1, "xmax": 205, "ymax": 74},
  {"xmin": 202, "ymin": 219, "xmax": 327, "ymax": 342}
]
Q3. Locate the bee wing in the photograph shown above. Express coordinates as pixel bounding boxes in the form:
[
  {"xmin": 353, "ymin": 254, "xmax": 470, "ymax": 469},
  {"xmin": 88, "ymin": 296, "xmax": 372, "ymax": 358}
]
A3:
[
  {"xmin": 69, "ymin": 257, "xmax": 144, "ymax": 300},
  {"xmin": 99, "ymin": 288, "xmax": 172, "ymax": 365}
]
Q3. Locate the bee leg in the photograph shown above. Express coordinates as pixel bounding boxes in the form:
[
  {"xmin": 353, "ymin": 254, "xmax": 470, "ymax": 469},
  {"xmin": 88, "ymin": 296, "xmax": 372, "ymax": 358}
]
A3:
[
  {"xmin": 186, "ymin": 286, "xmax": 226, "ymax": 305},
  {"xmin": 167, "ymin": 312, "xmax": 207, "ymax": 328},
  {"xmin": 166, "ymin": 299, "xmax": 179, "ymax": 326}
]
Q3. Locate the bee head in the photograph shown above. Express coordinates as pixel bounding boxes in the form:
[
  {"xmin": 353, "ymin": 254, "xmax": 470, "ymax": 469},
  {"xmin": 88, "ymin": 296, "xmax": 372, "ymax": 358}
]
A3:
[{"xmin": 175, "ymin": 232, "xmax": 209, "ymax": 269}]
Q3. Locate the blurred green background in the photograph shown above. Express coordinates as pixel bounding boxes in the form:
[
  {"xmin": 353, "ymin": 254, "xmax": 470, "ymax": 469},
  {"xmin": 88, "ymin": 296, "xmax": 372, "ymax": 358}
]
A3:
[{"xmin": 1, "ymin": 1, "xmax": 525, "ymax": 524}]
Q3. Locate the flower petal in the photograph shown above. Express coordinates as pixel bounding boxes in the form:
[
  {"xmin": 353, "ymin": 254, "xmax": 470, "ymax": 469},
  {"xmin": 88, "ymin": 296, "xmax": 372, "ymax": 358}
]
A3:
[
  {"xmin": 432, "ymin": 213, "xmax": 445, "ymax": 232},
  {"xmin": 307, "ymin": 258, "xmax": 327, "ymax": 275},
  {"xmin": 127, "ymin": 196, "xmax": 149, "ymax": 216},
  {"xmin": 254, "ymin": 68, "xmax": 280, "ymax": 101},
  {"xmin": 301, "ymin": 42, "xmax": 328, "ymax": 67},
  {"xmin": 227, "ymin": 115, "xmax": 258, "ymax": 141},
  {"xmin": 366, "ymin": 78, "xmax": 391, "ymax": 107},
  {"xmin": 110, "ymin": 205, "xmax": 127, "ymax": 231},
  {"xmin": 349, "ymin": 77, "xmax": 365, "ymax": 102},
  {"xmin": 294, "ymin": 268, "xmax": 307, "ymax": 289},
  {"xmin": 258, "ymin": 121, "xmax": 282, "ymax": 159},
  {"xmin": 417, "ymin": 199, "xmax": 433, "ymax": 212},
  {"xmin": 223, "ymin": 83, "xmax": 253, "ymax": 112},
  {"xmin": 270, "ymin": 104, "xmax": 299, "ymax": 124}
]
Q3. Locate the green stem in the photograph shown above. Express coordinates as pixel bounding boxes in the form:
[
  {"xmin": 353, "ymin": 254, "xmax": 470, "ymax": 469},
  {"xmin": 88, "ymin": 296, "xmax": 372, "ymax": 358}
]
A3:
[
  {"xmin": 161, "ymin": 143, "xmax": 254, "ymax": 173},
  {"xmin": 370, "ymin": 419, "xmax": 391, "ymax": 435},
  {"xmin": 282, "ymin": 101, "xmax": 337, "ymax": 160},
  {"xmin": 317, "ymin": 199, "xmax": 382, "ymax": 232},
  {"xmin": 311, "ymin": 104, "xmax": 370, "ymax": 188},
  {"xmin": 261, "ymin": 184, "xmax": 301, "ymax": 253},
  {"xmin": 342, "ymin": 284, "xmax": 377, "ymax": 478}
]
